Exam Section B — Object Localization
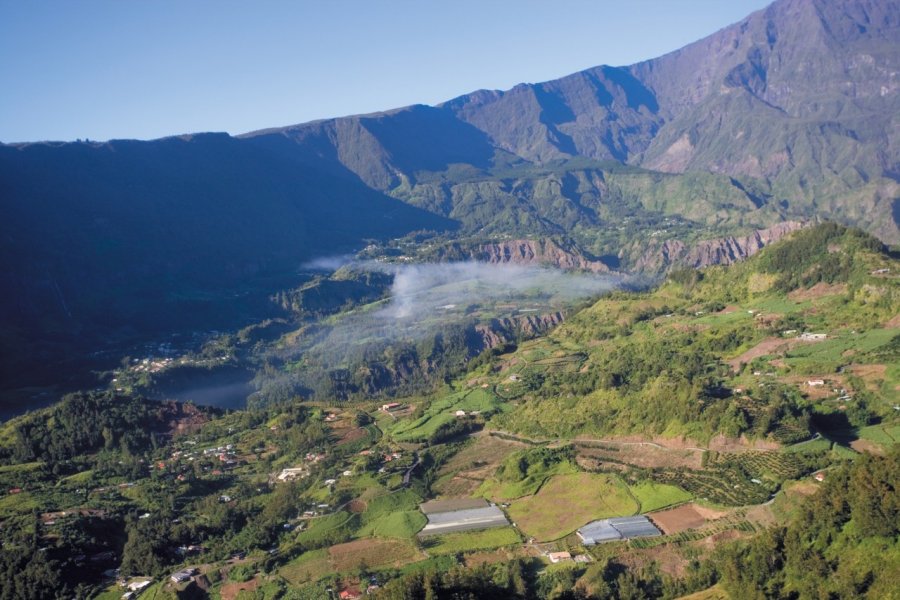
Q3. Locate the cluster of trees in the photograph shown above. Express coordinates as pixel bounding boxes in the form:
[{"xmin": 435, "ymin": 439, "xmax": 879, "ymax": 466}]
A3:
[
  {"xmin": 760, "ymin": 223, "xmax": 885, "ymax": 291},
  {"xmin": 5, "ymin": 392, "xmax": 166, "ymax": 465},
  {"xmin": 719, "ymin": 447, "xmax": 900, "ymax": 598}
]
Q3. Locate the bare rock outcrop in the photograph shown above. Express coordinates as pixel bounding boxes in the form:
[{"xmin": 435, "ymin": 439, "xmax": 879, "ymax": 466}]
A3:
[
  {"xmin": 473, "ymin": 311, "xmax": 565, "ymax": 350},
  {"xmin": 634, "ymin": 221, "xmax": 805, "ymax": 272},
  {"xmin": 471, "ymin": 238, "xmax": 612, "ymax": 272}
]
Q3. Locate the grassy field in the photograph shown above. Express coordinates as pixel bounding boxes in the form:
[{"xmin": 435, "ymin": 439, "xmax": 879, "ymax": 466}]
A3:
[
  {"xmin": 358, "ymin": 509, "xmax": 425, "ymax": 538},
  {"xmin": 280, "ymin": 538, "xmax": 426, "ymax": 585},
  {"xmin": 477, "ymin": 458, "xmax": 578, "ymax": 502},
  {"xmin": 422, "ymin": 527, "xmax": 522, "ymax": 556},
  {"xmin": 628, "ymin": 481, "xmax": 692, "ymax": 512},
  {"xmin": 357, "ymin": 489, "xmax": 426, "ymax": 538},
  {"xmin": 294, "ymin": 511, "xmax": 353, "ymax": 546},
  {"xmin": 507, "ymin": 473, "xmax": 637, "ymax": 541},
  {"xmin": 857, "ymin": 424, "xmax": 900, "ymax": 446},
  {"xmin": 328, "ymin": 537, "xmax": 424, "ymax": 572},
  {"xmin": 279, "ymin": 549, "xmax": 332, "ymax": 585},
  {"xmin": 783, "ymin": 437, "xmax": 833, "ymax": 454},
  {"xmin": 388, "ymin": 388, "xmax": 503, "ymax": 442}
]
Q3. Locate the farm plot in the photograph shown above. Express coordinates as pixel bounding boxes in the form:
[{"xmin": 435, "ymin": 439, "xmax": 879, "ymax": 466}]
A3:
[
  {"xmin": 432, "ymin": 434, "xmax": 526, "ymax": 497},
  {"xmin": 507, "ymin": 473, "xmax": 637, "ymax": 542},
  {"xmin": 646, "ymin": 503, "xmax": 728, "ymax": 535},
  {"xmin": 717, "ymin": 451, "xmax": 805, "ymax": 482},
  {"xmin": 279, "ymin": 549, "xmax": 332, "ymax": 585},
  {"xmin": 328, "ymin": 538, "xmax": 425, "ymax": 572},
  {"xmin": 857, "ymin": 424, "xmax": 900, "ymax": 447},
  {"xmin": 782, "ymin": 328, "xmax": 897, "ymax": 373},
  {"xmin": 629, "ymin": 519, "xmax": 757, "ymax": 549},
  {"xmin": 422, "ymin": 527, "xmax": 522, "ymax": 556},
  {"xmin": 357, "ymin": 489, "xmax": 426, "ymax": 538},
  {"xmin": 388, "ymin": 388, "xmax": 502, "ymax": 442},
  {"xmin": 576, "ymin": 442, "xmax": 703, "ymax": 470}
]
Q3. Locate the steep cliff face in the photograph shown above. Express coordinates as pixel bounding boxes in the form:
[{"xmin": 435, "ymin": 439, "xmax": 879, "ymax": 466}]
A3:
[
  {"xmin": 633, "ymin": 221, "xmax": 805, "ymax": 272},
  {"xmin": 475, "ymin": 239, "xmax": 612, "ymax": 272},
  {"xmin": 473, "ymin": 312, "xmax": 565, "ymax": 350}
]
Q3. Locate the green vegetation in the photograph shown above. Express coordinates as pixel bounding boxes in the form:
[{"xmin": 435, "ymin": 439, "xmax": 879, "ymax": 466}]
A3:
[
  {"xmin": 422, "ymin": 527, "xmax": 522, "ymax": 555},
  {"xmin": 628, "ymin": 482, "xmax": 693, "ymax": 513},
  {"xmin": 507, "ymin": 473, "xmax": 637, "ymax": 541},
  {"xmin": 478, "ymin": 446, "xmax": 578, "ymax": 501},
  {"xmin": 492, "ymin": 224, "xmax": 899, "ymax": 443},
  {"xmin": 0, "ymin": 224, "xmax": 897, "ymax": 599},
  {"xmin": 719, "ymin": 448, "xmax": 900, "ymax": 598},
  {"xmin": 387, "ymin": 388, "xmax": 504, "ymax": 443}
]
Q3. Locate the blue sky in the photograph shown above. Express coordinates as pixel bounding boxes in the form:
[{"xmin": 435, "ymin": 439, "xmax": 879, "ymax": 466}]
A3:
[{"xmin": 0, "ymin": 1, "xmax": 771, "ymax": 143}]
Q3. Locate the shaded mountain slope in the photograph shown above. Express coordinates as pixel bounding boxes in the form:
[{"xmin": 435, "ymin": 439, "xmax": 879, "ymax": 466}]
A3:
[{"xmin": 0, "ymin": 134, "xmax": 452, "ymax": 387}]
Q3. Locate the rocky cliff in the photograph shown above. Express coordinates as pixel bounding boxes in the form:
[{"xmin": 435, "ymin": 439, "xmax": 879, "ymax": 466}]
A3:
[
  {"xmin": 473, "ymin": 312, "xmax": 565, "ymax": 350},
  {"xmin": 633, "ymin": 221, "xmax": 806, "ymax": 272}
]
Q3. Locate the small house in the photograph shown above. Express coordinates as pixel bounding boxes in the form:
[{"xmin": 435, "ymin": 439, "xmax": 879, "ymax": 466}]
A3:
[
  {"xmin": 339, "ymin": 588, "xmax": 361, "ymax": 600},
  {"xmin": 127, "ymin": 580, "xmax": 151, "ymax": 592},
  {"xmin": 547, "ymin": 551, "xmax": 572, "ymax": 563},
  {"xmin": 800, "ymin": 332, "xmax": 827, "ymax": 341}
]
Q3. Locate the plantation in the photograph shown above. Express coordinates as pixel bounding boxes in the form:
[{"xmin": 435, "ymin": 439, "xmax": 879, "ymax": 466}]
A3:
[
  {"xmin": 652, "ymin": 467, "xmax": 772, "ymax": 507},
  {"xmin": 716, "ymin": 451, "xmax": 805, "ymax": 482}
]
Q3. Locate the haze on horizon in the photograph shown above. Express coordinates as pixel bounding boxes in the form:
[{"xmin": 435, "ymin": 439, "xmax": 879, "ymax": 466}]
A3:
[{"xmin": 0, "ymin": 0, "xmax": 770, "ymax": 143}]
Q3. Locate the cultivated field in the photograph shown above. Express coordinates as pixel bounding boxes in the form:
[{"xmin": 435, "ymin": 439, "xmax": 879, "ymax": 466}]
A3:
[
  {"xmin": 648, "ymin": 503, "xmax": 727, "ymax": 535},
  {"xmin": 422, "ymin": 526, "xmax": 522, "ymax": 555},
  {"xmin": 330, "ymin": 538, "xmax": 424, "ymax": 572},
  {"xmin": 507, "ymin": 473, "xmax": 637, "ymax": 541},
  {"xmin": 432, "ymin": 434, "xmax": 526, "ymax": 497},
  {"xmin": 576, "ymin": 441, "xmax": 703, "ymax": 470},
  {"xmin": 280, "ymin": 538, "xmax": 427, "ymax": 585}
]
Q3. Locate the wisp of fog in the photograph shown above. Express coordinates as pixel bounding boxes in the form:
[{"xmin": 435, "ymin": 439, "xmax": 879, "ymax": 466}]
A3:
[{"xmin": 290, "ymin": 258, "xmax": 633, "ymax": 360}]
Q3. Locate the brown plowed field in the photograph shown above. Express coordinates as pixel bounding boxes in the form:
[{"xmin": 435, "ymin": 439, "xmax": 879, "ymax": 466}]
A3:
[{"xmin": 648, "ymin": 503, "xmax": 727, "ymax": 534}]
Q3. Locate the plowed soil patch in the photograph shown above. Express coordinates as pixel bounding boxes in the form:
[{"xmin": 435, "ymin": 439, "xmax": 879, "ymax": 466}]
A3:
[
  {"xmin": 220, "ymin": 578, "xmax": 259, "ymax": 600},
  {"xmin": 728, "ymin": 337, "xmax": 795, "ymax": 371},
  {"xmin": 649, "ymin": 503, "xmax": 726, "ymax": 534}
]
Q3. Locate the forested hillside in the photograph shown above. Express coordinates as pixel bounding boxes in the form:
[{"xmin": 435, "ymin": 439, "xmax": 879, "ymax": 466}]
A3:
[
  {"xmin": 0, "ymin": 224, "xmax": 897, "ymax": 599},
  {"xmin": 493, "ymin": 224, "xmax": 898, "ymax": 442}
]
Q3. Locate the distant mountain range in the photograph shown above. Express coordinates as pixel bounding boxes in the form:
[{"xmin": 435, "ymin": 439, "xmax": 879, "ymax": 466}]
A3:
[
  {"xmin": 1, "ymin": 0, "xmax": 898, "ymax": 396},
  {"xmin": 242, "ymin": 0, "xmax": 899, "ymax": 242}
]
